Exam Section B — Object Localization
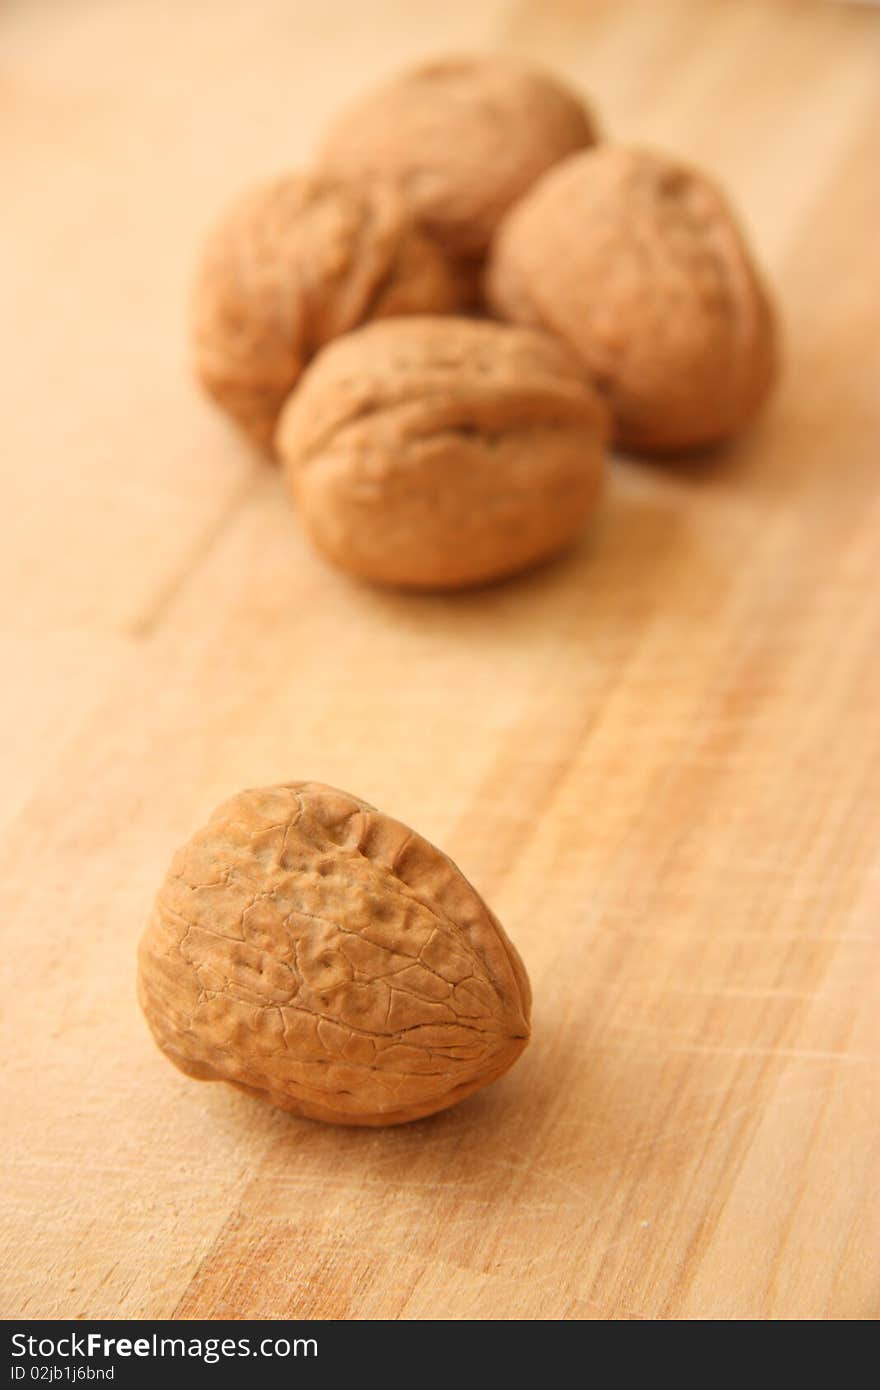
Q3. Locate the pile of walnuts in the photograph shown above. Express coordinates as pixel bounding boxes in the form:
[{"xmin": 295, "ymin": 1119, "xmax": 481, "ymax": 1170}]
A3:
[
  {"xmin": 193, "ymin": 54, "xmax": 778, "ymax": 592},
  {"xmin": 138, "ymin": 57, "xmax": 780, "ymax": 1131}
]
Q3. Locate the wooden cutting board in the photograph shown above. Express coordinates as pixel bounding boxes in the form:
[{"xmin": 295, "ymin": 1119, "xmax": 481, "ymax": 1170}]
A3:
[{"xmin": 2, "ymin": 0, "xmax": 878, "ymax": 1320}]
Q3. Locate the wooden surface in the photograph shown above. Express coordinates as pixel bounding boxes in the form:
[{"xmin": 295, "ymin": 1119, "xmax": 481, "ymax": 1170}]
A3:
[{"xmin": 2, "ymin": 0, "xmax": 879, "ymax": 1321}]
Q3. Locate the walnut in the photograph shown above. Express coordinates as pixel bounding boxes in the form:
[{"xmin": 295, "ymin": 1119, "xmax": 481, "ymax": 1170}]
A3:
[
  {"xmin": 487, "ymin": 146, "xmax": 778, "ymax": 454},
  {"xmin": 192, "ymin": 173, "xmax": 465, "ymax": 453},
  {"xmin": 318, "ymin": 55, "xmax": 597, "ymax": 286},
  {"xmin": 275, "ymin": 316, "xmax": 608, "ymax": 590},
  {"xmin": 137, "ymin": 783, "xmax": 531, "ymax": 1126}
]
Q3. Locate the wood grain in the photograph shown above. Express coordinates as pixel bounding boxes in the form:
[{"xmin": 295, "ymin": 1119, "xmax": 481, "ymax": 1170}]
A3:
[{"xmin": 1, "ymin": 0, "xmax": 878, "ymax": 1320}]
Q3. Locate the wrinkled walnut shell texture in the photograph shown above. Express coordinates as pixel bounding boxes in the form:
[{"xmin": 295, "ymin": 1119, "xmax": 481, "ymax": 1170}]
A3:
[
  {"xmin": 319, "ymin": 55, "xmax": 597, "ymax": 277},
  {"xmin": 138, "ymin": 783, "xmax": 531, "ymax": 1126},
  {"xmin": 276, "ymin": 316, "xmax": 608, "ymax": 590},
  {"xmin": 192, "ymin": 174, "xmax": 464, "ymax": 453},
  {"xmin": 487, "ymin": 146, "xmax": 778, "ymax": 454}
]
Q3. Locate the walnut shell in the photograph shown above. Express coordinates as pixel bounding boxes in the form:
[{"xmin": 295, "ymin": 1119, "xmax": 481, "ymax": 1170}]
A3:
[
  {"xmin": 487, "ymin": 146, "xmax": 778, "ymax": 454},
  {"xmin": 319, "ymin": 55, "xmax": 597, "ymax": 274},
  {"xmin": 137, "ymin": 783, "xmax": 531, "ymax": 1127},
  {"xmin": 276, "ymin": 316, "xmax": 608, "ymax": 590},
  {"xmin": 192, "ymin": 173, "xmax": 465, "ymax": 453}
]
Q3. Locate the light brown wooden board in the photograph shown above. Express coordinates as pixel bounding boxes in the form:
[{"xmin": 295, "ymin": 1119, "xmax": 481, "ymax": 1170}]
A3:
[{"xmin": 2, "ymin": 0, "xmax": 878, "ymax": 1320}]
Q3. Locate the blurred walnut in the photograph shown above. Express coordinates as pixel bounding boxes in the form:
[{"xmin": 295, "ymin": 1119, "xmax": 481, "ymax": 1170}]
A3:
[
  {"xmin": 319, "ymin": 55, "xmax": 597, "ymax": 285},
  {"xmin": 192, "ymin": 173, "xmax": 464, "ymax": 453},
  {"xmin": 138, "ymin": 782, "xmax": 531, "ymax": 1126},
  {"xmin": 487, "ymin": 146, "xmax": 778, "ymax": 454},
  {"xmin": 276, "ymin": 316, "xmax": 608, "ymax": 590}
]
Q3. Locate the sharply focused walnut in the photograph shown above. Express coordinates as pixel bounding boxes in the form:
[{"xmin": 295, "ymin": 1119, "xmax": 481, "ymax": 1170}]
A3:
[
  {"xmin": 275, "ymin": 316, "xmax": 607, "ymax": 590},
  {"xmin": 192, "ymin": 173, "xmax": 464, "ymax": 453},
  {"xmin": 319, "ymin": 55, "xmax": 597, "ymax": 287},
  {"xmin": 138, "ymin": 783, "xmax": 531, "ymax": 1126},
  {"xmin": 487, "ymin": 146, "xmax": 778, "ymax": 454}
]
